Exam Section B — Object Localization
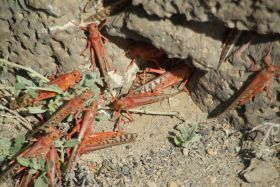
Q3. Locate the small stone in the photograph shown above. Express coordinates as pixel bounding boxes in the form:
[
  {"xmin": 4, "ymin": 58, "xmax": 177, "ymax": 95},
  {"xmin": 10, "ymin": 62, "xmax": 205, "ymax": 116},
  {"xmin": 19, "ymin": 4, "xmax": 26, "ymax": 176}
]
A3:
[
  {"xmin": 234, "ymin": 146, "xmax": 241, "ymax": 153},
  {"xmin": 241, "ymin": 158, "xmax": 279, "ymax": 183},
  {"xmin": 149, "ymin": 133, "xmax": 156, "ymax": 138},
  {"xmin": 125, "ymin": 145, "xmax": 132, "ymax": 150},
  {"xmin": 182, "ymin": 148, "xmax": 189, "ymax": 156},
  {"xmin": 167, "ymin": 181, "xmax": 177, "ymax": 187},
  {"xmin": 145, "ymin": 168, "xmax": 154, "ymax": 175},
  {"xmin": 121, "ymin": 165, "xmax": 130, "ymax": 176},
  {"xmin": 206, "ymin": 148, "xmax": 217, "ymax": 156},
  {"xmin": 147, "ymin": 181, "xmax": 158, "ymax": 187},
  {"xmin": 208, "ymin": 176, "xmax": 217, "ymax": 184}
]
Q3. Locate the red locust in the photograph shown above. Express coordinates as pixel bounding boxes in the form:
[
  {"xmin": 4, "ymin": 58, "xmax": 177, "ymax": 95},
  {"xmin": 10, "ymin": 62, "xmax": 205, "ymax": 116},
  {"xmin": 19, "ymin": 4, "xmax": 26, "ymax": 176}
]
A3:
[
  {"xmin": 125, "ymin": 42, "xmax": 166, "ymax": 70},
  {"xmin": 128, "ymin": 63, "xmax": 192, "ymax": 95},
  {"xmin": 114, "ymin": 91, "xmax": 181, "ymax": 129},
  {"xmin": 10, "ymin": 70, "xmax": 81, "ymax": 109},
  {"xmin": 3, "ymin": 128, "xmax": 62, "ymax": 187},
  {"xmin": 220, "ymin": 45, "xmax": 280, "ymax": 115},
  {"xmin": 80, "ymin": 21, "xmax": 114, "ymax": 88},
  {"xmin": 65, "ymin": 101, "xmax": 138, "ymax": 172},
  {"xmin": 0, "ymin": 91, "xmax": 94, "ymax": 182}
]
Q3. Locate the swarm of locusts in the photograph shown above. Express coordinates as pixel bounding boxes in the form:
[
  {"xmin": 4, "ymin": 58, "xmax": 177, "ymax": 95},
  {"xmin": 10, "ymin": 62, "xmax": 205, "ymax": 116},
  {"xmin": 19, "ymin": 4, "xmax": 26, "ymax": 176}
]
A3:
[{"xmin": 0, "ymin": 2, "xmax": 280, "ymax": 187}]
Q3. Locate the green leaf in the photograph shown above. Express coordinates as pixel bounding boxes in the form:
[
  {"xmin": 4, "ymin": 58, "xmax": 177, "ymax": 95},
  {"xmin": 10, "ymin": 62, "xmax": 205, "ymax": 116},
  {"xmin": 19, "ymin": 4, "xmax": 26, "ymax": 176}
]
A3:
[
  {"xmin": 30, "ymin": 158, "xmax": 38, "ymax": 169},
  {"xmin": 46, "ymin": 84, "xmax": 63, "ymax": 94},
  {"xmin": 89, "ymin": 84, "xmax": 100, "ymax": 97},
  {"xmin": 66, "ymin": 114, "xmax": 74, "ymax": 122},
  {"xmin": 54, "ymin": 139, "xmax": 64, "ymax": 148},
  {"xmin": 80, "ymin": 72, "xmax": 104, "ymax": 88},
  {"xmin": 0, "ymin": 138, "xmax": 11, "ymax": 150},
  {"xmin": 0, "ymin": 138, "xmax": 11, "ymax": 162},
  {"xmin": 27, "ymin": 89, "xmax": 38, "ymax": 98},
  {"xmin": 29, "ymin": 168, "xmax": 37, "ymax": 175},
  {"xmin": 64, "ymin": 139, "xmax": 79, "ymax": 148},
  {"xmin": 38, "ymin": 156, "xmax": 46, "ymax": 170},
  {"xmin": 9, "ymin": 135, "xmax": 25, "ymax": 156},
  {"xmin": 176, "ymin": 124, "xmax": 190, "ymax": 141},
  {"xmin": 28, "ymin": 107, "xmax": 46, "ymax": 114},
  {"xmin": 174, "ymin": 136, "xmax": 183, "ymax": 146},
  {"xmin": 14, "ymin": 82, "xmax": 26, "ymax": 90},
  {"xmin": 96, "ymin": 112, "xmax": 110, "ymax": 122},
  {"xmin": 17, "ymin": 157, "xmax": 31, "ymax": 167},
  {"xmin": 13, "ymin": 89, "xmax": 21, "ymax": 97},
  {"xmin": 34, "ymin": 174, "xmax": 49, "ymax": 187},
  {"xmin": 16, "ymin": 75, "xmax": 35, "ymax": 87},
  {"xmin": 47, "ymin": 96, "xmax": 64, "ymax": 114}
]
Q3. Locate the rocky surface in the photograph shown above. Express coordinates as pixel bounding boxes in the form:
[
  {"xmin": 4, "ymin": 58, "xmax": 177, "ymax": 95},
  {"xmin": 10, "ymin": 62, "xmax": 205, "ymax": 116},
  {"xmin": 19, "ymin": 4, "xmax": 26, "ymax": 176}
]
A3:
[
  {"xmin": 106, "ymin": 7, "xmax": 224, "ymax": 71},
  {"xmin": 133, "ymin": 0, "xmax": 280, "ymax": 35},
  {"xmin": 241, "ymin": 158, "xmax": 279, "ymax": 183},
  {"xmin": 0, "ymin": 0, "xmax": 89, "ymax": 77}
]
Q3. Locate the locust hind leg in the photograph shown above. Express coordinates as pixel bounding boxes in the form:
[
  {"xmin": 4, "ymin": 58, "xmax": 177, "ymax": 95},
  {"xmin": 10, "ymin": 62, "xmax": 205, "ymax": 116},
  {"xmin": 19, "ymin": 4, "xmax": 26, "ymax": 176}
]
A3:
[
  {"xmin": 90, "ymin": 47, "xmax": 97, "ymax": 70},
  {"xmin": 239, "ymin": 85, "xmax": 265, "ymax": 106},
  {"xmin": 264, "ymin": 78, "xmax": 274, "ymax": 104},
  {"xmin": 126, "ymin": 58, "xmax": 137, "ymax": 71},
  {"xmin": 125, "ymin": 109, "xmax": 134, "ymax": 122},
  {"xmin": 80, "ymin": 40, "xmax": 91, "ymax": 57},
  {"xmin": 234, "ymin": 34, "xmax": 256, "ymax": 59},
  {"xmin": 247, "ymin": 55, "xmax": 261, "ymax": 72},
  {"xmin": 115, "ymin": 110, "xmax": 134, "ymax": 131},
  {"xmin": 54, "ymin": 149, "xmax": 62, "ymax": 186},
  {"xmin": 264, "ymin": 45, "xmax": 272, "ymax": 66},
  {"xmin": 142, "ymin": 67, "xmax": 166, "ymax": 83},
  {"xmin": 178, "ymin": 79, "xmax": 190, "ymax": 94}
]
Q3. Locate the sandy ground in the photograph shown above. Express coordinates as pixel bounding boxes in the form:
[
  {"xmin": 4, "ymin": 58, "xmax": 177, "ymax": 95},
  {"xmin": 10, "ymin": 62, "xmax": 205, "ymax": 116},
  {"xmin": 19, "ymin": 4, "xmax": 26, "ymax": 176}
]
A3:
[{"xmin": 73, "ymin": 92, "xmax": 279, "ymax": 187}]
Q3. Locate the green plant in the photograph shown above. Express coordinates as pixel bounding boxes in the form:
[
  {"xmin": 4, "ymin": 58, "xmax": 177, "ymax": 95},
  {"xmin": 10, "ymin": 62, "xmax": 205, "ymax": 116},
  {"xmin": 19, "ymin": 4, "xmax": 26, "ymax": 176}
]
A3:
[
  {"xmin": 174, "ymin": 123, "xmax": 201, "ymax": 148},
  {"xmin": 0, "ymin": 135, "xmax": 25, "ymax": 162},
  {"xmin": 54, "ymin": 138, "xmax": 79, "ymax": 163},
  {"xmin": 16, "ymin": 155, "xmax": 49, "ymax": 187}
]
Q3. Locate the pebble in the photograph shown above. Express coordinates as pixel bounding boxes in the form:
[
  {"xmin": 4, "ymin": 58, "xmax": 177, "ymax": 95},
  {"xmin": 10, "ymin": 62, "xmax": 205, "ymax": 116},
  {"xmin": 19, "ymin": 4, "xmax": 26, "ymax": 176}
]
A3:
[
  {"xmin": 147, "ymin": 181, "xmax": 158, "ymax": 187},
  {"xmin": 208, "ymin": 176, "xmax": 217, "ymax": 184},
  {"xmin": 145, "ymin": 168, "xmax": 154, "ymax": 175},
  {"xmin": 206, "ymin": 148, "xmax": 217, "ymax": 156},
  {"xmin": 167, "ymin": 181, "xmax": 177, "ymax": 187},
  {"xmin": 122, "ymin": 165, "xmax": 130, "ymax": 176},
  {"xmin": 182, "ymin": 148, "xmax": 189, "ymax": 156}
]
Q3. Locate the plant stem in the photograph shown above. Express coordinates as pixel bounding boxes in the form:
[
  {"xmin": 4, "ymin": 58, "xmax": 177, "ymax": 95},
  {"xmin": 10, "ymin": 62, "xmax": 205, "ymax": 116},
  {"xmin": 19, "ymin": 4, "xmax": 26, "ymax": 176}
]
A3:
[
  {"xmin": 0, "ymin": 105, "xmax": 32, "ymax": 130},
  {"xmin": 99, "ymin": 107, "xmax": 185, "ymax": 121},
  {"xmin": 0, "ymin": 84, "xmax": 62, "ymax": 94},
  {"xmin": 0, "ymin": 84, "xmax": 14, "ymax": 90},
  {"xmin": 128, "ymin": 108, "xmax": 185, "ymax": 121},
  {"xmin": 0, "ymin": 59, "xmax": 49, "ymax": 83},
  {"xmin": 25, "ymin": 86, "xmax": 62, "ymax": 94}
]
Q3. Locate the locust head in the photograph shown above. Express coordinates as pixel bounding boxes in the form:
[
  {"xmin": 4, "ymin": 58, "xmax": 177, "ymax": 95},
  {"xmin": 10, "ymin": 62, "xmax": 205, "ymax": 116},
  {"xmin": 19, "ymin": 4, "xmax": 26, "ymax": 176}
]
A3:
[
  {"xmin": 71, "ymin": 69, "xmax": 82, "ymax": 82},
  {"xmin": 87, "ymin": 23, "xmax": 99, "ymax": 33}
]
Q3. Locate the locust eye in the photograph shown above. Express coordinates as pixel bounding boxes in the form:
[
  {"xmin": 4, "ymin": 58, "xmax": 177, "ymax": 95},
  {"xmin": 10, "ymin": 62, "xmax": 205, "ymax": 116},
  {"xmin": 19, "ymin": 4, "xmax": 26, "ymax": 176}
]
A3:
[{"xmin": 72, "ymin": 70, "xmax": 81, "ymax": 80}]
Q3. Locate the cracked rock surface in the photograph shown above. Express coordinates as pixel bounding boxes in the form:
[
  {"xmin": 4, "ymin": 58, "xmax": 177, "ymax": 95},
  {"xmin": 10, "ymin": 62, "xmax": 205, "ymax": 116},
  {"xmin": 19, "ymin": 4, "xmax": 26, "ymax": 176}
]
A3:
[{"xmin": 133, "ymin": 0, "xmax": 280, "ymax": 35}]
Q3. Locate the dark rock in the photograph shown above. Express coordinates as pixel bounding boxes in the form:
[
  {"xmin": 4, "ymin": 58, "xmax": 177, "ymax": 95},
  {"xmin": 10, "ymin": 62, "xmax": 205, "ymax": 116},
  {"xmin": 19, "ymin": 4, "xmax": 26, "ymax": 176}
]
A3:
[
  {"xmin": 25, "ymin": 0, "xmax": 78, "ymax": 17},
  {"xmin": 106, "ymin": 7, "xmax": 224, "ymax": 71},
  {"xmin": 133, "ymin": 0, "xmax": 280, "ymax": 35},
  {"xmin": 241, "ymin": 158, "xmax": 279, "ymax": 183}
]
